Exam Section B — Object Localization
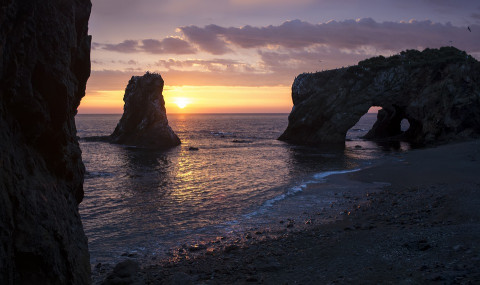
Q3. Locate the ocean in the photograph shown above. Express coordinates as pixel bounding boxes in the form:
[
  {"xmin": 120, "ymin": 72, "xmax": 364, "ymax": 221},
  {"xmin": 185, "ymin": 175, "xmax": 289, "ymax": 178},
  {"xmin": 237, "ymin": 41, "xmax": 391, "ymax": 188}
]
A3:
[{"xmin": 76, "ymin": 113, "xmax": 409, "ymax": 265}]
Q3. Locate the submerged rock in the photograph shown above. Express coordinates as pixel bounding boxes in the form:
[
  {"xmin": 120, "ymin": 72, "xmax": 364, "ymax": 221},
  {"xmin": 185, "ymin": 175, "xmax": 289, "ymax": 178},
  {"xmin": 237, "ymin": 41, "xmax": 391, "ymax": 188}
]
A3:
[
  {"xmin": 0, "ymin": 0, "xmax": 92, "ymax": 284},
  {"xmin": 110, "ymin": 72, "xmax": 181, "ymax": 149},
  {"xmin": 279, "ymin": 47, "xmax": 480, "ymax": 146},
  {"xmin": 102, "ymin": 260, "xmax": 143, "ymax": 285}
]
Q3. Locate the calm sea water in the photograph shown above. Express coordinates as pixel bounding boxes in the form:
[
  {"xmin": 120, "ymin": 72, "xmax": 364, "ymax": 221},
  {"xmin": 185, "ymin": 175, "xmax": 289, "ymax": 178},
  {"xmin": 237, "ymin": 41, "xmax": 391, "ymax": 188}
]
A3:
[{"xmin": 76, "ymin": 113, "xmax": 407, "ymax": 264}]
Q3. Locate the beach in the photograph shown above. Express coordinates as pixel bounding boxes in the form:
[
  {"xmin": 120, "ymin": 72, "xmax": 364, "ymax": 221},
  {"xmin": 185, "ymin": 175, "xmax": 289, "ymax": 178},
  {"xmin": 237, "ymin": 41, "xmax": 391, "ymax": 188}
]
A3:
[{"xmin": 99, "ymin": 139, "xmax": 480, "ymax": 284}]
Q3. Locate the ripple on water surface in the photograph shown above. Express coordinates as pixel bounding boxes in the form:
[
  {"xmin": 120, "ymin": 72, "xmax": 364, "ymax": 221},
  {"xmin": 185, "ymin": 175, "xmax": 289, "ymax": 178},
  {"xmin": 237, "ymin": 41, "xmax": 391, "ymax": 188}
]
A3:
[{"xmin": 76, "ymin": 113, "xmax": 404, "ymax": 264}]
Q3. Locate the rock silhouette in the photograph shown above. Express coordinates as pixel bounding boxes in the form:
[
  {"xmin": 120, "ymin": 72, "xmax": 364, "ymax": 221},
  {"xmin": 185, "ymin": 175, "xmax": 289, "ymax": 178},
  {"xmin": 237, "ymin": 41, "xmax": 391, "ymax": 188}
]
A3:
[
  {"xmin": 279, "ymin": 47, "xmax": 480, "ymax": 146},
  {"xmin": 110, "ymin": 72, "xmax": 181, "ymax": 149},
  {"xmin": 0, "ymin": 0, "xmax": 92, "ymax": 284}
]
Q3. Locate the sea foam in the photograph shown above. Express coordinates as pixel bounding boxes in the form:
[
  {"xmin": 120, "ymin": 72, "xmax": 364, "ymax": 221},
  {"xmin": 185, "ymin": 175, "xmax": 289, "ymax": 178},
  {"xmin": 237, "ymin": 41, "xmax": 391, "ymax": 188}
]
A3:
[{"xmin": 244, "ymin": 168, "xmax": 361, "ymax": 218}]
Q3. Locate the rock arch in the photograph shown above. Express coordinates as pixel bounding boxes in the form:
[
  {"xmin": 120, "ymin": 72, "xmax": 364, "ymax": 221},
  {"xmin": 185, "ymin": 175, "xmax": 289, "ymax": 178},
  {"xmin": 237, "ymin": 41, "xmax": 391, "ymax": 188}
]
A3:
[{"xmin": 279, "ymin": 47, "xmax": 480, "ymax": 146}]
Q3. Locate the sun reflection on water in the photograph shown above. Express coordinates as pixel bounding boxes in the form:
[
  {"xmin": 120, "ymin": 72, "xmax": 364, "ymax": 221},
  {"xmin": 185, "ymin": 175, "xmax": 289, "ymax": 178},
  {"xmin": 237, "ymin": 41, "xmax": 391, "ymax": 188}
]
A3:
[{"xmin": 77, "ymin": 113, "xmax": 396, "ymax": 264}]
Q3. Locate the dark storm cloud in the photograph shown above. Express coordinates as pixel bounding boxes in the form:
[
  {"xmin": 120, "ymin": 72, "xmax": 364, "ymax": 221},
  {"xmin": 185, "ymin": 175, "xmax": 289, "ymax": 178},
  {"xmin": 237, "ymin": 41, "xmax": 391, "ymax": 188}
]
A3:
[
  {"xmin": 178, "ymin": 19, "xmax": 480, "ymax": 55},
  {"xmin": 97, "ymin": 38, "xmax": 196, "ymax": 54}
]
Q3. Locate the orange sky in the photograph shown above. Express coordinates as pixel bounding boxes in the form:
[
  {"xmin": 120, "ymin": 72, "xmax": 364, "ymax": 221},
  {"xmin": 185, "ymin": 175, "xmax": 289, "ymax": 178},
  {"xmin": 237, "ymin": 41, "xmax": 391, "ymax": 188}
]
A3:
[
  {"xmin": 79, "ymin": 85, "xmax": 293, "ymax": 114},
  {"xmin": 80, "ymin": 1, "xmax": 480, "ymax": 114}
]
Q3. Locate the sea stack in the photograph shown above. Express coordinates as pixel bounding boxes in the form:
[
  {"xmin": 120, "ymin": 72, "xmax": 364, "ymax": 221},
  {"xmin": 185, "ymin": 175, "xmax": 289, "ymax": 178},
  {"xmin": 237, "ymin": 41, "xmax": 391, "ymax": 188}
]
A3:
[
  {"xmin": 110, "ymin": 72, "xmax": 181, "ymax": 149},
  {"xmin": 0, "ymin": 0, "xmax": 91, "ymax": 284},
  {"xmin": 279, "ymin": 47, "xmax": 480, "ymax": 146}
]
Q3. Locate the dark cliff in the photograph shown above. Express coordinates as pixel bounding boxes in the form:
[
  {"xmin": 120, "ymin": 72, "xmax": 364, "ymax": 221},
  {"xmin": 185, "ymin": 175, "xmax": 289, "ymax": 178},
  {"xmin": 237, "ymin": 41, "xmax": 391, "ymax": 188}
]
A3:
[
  {"xmin": 279, "ymin": 47, "xmax": 480, "ymax": 146},
  {"xmin": 0, "ymin": 0, "xmax": 91, "ymax": 284},
  {"xmin": 110, "ymin": 72, "xmax": 181, "ymax": 149}
]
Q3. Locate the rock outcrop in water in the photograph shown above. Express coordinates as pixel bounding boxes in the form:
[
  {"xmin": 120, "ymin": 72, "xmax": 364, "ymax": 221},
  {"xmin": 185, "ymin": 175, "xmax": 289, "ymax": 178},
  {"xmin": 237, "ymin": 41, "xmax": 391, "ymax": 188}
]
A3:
[
  {"xmin": 110, "ymin": 72, "xmax": 181, "ymax": 149},
  {"xmin": 0, "ymin": 0, "xmax": 91, "ymax": 284},
  {"xmin": 279, "ymin": 47, "xmax": 480, "ymax": 146}
]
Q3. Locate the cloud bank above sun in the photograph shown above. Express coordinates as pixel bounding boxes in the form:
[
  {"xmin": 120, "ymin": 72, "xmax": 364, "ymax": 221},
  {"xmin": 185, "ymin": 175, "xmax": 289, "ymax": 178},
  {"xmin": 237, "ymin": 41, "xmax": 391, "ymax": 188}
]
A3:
[
  {"xmin": 89, "ymin": 19, "xmax": 480, "ymax": 88},
  {"xmin": 82, "ymin": 0, "xmax": 480, "ymax": 113},
  {"xmin": 96, "ymin": 19, "xmax": 479, "ymax": 56}
]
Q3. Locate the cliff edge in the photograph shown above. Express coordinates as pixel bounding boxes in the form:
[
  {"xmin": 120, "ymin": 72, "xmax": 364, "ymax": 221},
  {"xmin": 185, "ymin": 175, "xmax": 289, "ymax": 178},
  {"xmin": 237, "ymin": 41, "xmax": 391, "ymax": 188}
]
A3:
[
  {"xmin": 0, "ymin": 0, "xmax": 91, "ymax": 284},
  {"xmin": 279, "ymin": 47, "xmax": 480, "ymax": 146}
]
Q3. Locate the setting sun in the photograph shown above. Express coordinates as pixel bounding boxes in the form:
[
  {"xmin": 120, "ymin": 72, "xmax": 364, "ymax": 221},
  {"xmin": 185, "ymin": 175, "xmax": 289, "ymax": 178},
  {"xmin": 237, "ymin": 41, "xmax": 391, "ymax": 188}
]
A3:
[{"xmin": 174, "ymin": 97, "xmax": 189, "ymax": 109}]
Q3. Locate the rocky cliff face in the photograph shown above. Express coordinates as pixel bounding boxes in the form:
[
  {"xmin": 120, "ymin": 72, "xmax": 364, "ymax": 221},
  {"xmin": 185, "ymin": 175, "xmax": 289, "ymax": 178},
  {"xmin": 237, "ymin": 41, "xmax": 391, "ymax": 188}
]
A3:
[
  {"xmin": 110, "ymin": 72, "xmax": 181, "ymax": 149},
  {"xmin": 0, "ymin": 0, "xmax": 91, "ymax": 284},
  {"xmin": 279, "ymin": 47, "xmax": 480, "ymax": 146}
]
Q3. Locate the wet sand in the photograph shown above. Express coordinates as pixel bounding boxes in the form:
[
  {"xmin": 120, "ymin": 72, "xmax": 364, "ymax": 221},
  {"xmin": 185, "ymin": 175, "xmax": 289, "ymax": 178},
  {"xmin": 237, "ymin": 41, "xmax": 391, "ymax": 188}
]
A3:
[{"xmin": 100, "ymin": 140, "xmax": 480, "ymax": 284}]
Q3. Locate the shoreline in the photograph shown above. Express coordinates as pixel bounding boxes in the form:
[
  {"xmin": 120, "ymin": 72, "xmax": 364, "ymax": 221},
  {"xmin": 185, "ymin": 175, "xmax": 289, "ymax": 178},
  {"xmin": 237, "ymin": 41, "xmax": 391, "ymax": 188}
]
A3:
[{"xmin": 98, "ymin": 139, "xmax": 480, "ymax": 284}]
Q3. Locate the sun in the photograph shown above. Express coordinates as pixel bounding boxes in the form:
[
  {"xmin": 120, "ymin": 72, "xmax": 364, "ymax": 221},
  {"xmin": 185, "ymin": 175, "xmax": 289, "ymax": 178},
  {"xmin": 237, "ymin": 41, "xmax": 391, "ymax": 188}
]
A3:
[{"xmin": 174, "ymin": 97, "xmax": 189, "ymax": 109}]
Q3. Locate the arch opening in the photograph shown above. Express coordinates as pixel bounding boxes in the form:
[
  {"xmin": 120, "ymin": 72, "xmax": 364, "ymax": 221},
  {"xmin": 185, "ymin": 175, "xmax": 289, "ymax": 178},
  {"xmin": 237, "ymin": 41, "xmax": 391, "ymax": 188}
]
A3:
[
  {"xmin": 346, "ymin": 106, "xmax": 415, "ymax": 151},
  {"xmin": 346, "ymin": 106, "xmax": 380, "ymax": 141},
  {"xmin": 401, "ymin": 118, "xmax": 410, "ymax": 132},
  {"xmin": 363, "ymin": 105, "xmax": 408, "ymax": 140}
]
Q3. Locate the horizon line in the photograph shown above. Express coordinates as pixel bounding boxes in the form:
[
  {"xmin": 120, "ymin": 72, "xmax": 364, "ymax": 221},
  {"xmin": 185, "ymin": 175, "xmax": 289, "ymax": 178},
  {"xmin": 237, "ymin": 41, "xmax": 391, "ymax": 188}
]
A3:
[{"xmin": 76, "ymin": 112, "xmax": 292, "ymax": 115}]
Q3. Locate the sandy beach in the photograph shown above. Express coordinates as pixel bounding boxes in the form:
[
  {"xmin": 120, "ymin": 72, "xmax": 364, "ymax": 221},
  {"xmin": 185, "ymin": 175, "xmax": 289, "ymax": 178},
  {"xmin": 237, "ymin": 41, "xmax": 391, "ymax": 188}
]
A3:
[{"xmin": 100, "ymin": 139, "xmax": 480, "ymax": 284}]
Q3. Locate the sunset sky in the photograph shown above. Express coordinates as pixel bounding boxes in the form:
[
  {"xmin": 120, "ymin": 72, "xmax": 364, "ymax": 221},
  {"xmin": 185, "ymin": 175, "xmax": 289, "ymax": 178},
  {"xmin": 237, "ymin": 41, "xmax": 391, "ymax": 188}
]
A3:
[{"xmin": 80, "ymin": 0, "xmax": 480, "ymax": 114}]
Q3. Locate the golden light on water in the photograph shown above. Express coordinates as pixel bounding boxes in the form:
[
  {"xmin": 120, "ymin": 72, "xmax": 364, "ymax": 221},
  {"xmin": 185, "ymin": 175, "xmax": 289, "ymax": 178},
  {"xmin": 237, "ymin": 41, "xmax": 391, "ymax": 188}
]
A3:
[{"xmin": 174, "ymin": 97, "xmax": 190, "ymax": 109}]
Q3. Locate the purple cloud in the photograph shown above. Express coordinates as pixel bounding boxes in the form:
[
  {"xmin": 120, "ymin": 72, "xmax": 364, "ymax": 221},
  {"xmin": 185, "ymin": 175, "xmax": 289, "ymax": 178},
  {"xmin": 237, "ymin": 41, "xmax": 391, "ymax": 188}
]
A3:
[
  {"xmin": 179, "ymin": 25, "xmax": 232, "ymax": 55},
  {"xmin": 89, "ymin": 18, "xmax": 480, "ymax": 89},
  {"xmin": 155, "ymin": 58, "xmax": 248, "ymax": 72},
  {"xmin": 141, "ymin": 37, "xmax": 196, "ymax": 54},
  {"xmin": 97, "ymin": 37, "xmax": 196, "ymax": 54},
  {"xmin": 178, "ymin": 19, "xmax": 480, "ymax": 54},
  {"xmin": 103, "ymin": 40, "xmax": 139, "ymax": 53},
  {"xmin": 258, "ymin": 47, "xmax": 371, "ymax": 73}
]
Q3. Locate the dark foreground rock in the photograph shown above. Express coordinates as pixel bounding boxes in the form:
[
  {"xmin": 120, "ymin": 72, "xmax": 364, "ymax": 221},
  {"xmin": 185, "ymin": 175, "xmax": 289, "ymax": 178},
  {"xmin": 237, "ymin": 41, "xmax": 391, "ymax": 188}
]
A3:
[
  {"xmin": 279, "ymin": 47, "xmax": 480, "ymax": 146},
  {"xmin": 110, "ymin": 72, "xmax": 181, "ymax": 149},
  {"xmin": 0, "ymin": 0, "xmax": 91, "ymax": 284}
]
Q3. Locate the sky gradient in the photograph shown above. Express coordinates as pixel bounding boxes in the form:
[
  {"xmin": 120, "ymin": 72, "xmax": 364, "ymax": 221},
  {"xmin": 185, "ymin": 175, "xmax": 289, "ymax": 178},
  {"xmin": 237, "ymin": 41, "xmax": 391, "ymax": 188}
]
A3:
[{"xmin": 80, "ymin": 0, "xmax": 480, "ymax": 113}]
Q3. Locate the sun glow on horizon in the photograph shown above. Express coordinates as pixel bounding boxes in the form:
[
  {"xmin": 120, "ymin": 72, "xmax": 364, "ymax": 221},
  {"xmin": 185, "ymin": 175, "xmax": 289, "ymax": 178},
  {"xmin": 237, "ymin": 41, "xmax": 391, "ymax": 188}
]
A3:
[
  {"xmin": 79, "ymin": 85, "xmax": 292, "ymax": 114},
  {"xmin": 174, "ymin": 97, "xmax": 190, "ymax": 109}
]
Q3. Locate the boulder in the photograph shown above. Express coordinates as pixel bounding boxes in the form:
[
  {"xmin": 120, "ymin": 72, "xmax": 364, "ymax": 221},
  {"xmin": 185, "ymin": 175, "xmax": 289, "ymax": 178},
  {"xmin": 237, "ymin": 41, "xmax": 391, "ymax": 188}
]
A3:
[
  {"xmin": 102, "ymin": 260, "xmax": 144, "ymax": 285},
  {"xmin": 0, "ymin": 0, "xmax": 91, "ymax": 284},
  {"xmin": 110, "ymin": 72, "xmax": 181, "ymax": 149},
  {"xmin": 279, "ymin": 47, "xmax": 480, "ymax": 146}
]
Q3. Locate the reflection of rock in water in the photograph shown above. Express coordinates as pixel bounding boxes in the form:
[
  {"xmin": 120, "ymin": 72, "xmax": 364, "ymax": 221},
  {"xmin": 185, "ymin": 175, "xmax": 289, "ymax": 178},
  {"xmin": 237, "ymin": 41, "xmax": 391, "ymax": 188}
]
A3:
[
  {"xmin": 0, "ymin": 0, "xmax": 91, "ymax": 283},
  {"xmin": 110, "ymin": 72, "xmax": 181, "ymax": 149},
  {"xmin": 280, "ymin": 47, "xmax": 480, "ymax": 146},
  {"xmin": 121, "ymin": 148, "xmax": 172, "ymax": 193}
]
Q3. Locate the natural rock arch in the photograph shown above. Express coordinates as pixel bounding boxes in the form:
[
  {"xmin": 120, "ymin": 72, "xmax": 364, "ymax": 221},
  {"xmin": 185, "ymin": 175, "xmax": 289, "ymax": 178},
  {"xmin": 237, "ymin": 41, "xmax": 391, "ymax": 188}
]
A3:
[{"xmin": 279, "ymin": 47, "xmax": 480, "ymax": 146}]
